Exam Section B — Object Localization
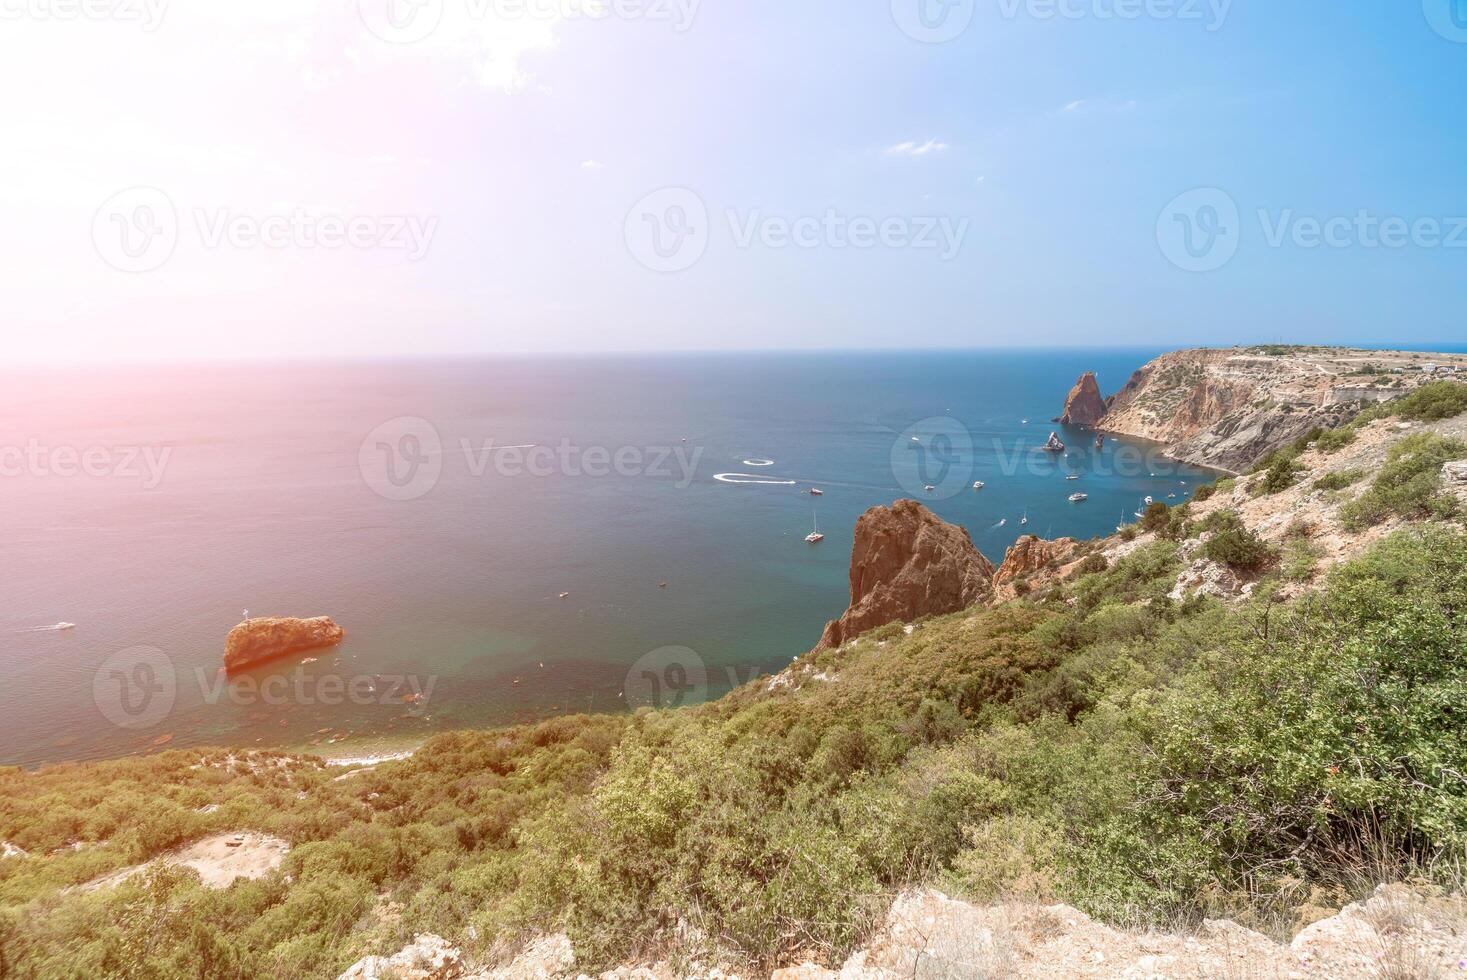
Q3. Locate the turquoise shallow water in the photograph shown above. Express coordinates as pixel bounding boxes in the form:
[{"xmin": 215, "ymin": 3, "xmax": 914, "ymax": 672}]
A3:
[{"xmin": 0, "ymin": 349, "xmax": 1218, "ymax": 767}]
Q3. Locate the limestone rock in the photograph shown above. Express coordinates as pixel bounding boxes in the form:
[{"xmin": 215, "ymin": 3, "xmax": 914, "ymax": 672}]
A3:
[
  {"xmin": 991, "ymin": 535, "xmax": 1083, "ymax": 603},
  {"xmin": 816, "ymin": 500, "xmax": 995, "ymax": 650},
  {"xmin": 337, "ymin": 934, "xmax": 465, "ymax": 980},
  {"xmin": 224, "ymin": 616, "xmax": 344, "ymax": 672},
  {"xmin": 1056, "ymin": 371, "xmax": 1108, "ymax": 426}
]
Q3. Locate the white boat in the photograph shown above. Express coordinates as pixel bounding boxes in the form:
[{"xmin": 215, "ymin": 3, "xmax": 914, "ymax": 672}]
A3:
[
  {"xmin": 805, "ymin": 512, "xmax": 824, "ymax": 544},
  {"xmin": 1066, "ymin": 474, "xmax": 1080, "ymax": 481},
  {"xmin": 1144, "ymin": 496, "xmax": 1154, "ymax": 505},
  {"xmin": 1020, "ymin": 511, "xmax": 1029, "ymax": 526},
  {"xmin": 55, "ymin": 622, "xmax": 75, "ymax": 630},
  {"xmin": 1043, "ymin": 432, "xmax": 1066, "ymax": 453},
  {"xmin": 1021, "ymin": 419, "xmax": 1029, "ymax": 424},
  {"xmin": 558, "ymin": 592, "xmax": 570, "ymax": 599},
  {"xmin": 911, "ymin": 435, "xmax": 920, "ymax": 442},
  {"xmin": 1069, "ymin": 492, "xmax": 1088, "ymax": 502},
  {"xmin": 924, "ymin": 485, "xmax": 936, "ymax": 492},
  {"xmin": 972, "ymin": 481, "xmax": 985, "ymax": 490},
  {"xmin": 808, "ymin": 488, "xmax": 823, "ymax": 496},
  {"xmin": 997, "ymin": 518, "xmax": 1007, "ymax": 527}
]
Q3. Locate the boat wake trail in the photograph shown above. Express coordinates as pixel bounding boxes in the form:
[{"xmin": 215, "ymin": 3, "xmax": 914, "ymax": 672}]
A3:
[
  {"xmin": 741, "ymin": 458, "xmax": 776, "ymax": 467},
  {"xmin": 715, "ymin": 473, "xmax": 798, "ymax": 486},
  {"xmin": 15, "ymin": 623, "xmax": 75, "ymax": 633}
]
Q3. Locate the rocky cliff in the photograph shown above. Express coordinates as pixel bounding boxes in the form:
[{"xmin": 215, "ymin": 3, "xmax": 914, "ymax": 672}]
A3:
[
  {"xmin": 224, "ymin": 616, "xmax": 345, "ymax": 673},
  {"xmin": 990, "ymin": 535, "xmax": 1083, "ymax": 603},
  {"xmin": 1055, "ymin": 371, "xmax": 1107, "ymax": 426},
  {"xmin": 816, "ymin": 500, "xmax": 995, "ymax": 650},
  {"xmin": 1095, "ymin": 347, "xmax": 1467, "ymax": 473}
]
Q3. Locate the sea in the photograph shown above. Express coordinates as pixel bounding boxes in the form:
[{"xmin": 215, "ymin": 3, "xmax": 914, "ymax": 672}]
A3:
[{"xmin": 0, "ymin": 349, "xmax": 1221, "ymax": 768}]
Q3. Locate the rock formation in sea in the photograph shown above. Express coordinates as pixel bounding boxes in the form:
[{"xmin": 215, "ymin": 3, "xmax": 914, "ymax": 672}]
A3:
[
  {"xmin": 1055, "ymin": 371, "xmax": 1108, "ymax": 426},
  {"xmin": 816, "ymin": 500, "xmax": 995, "ymax": 650},
  {"xmin": 224, "ymin": 616, "xmax": 345, "ymax": 673}
]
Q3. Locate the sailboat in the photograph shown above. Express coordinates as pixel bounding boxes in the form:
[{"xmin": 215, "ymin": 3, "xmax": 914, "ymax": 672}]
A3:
[
  {"xmin": 1020, "ymin": 510, "xmax": 1029, "ymax": 526},
  {"xmin": 805, "ymin": 512, "xmax": 824, "ymax": 544}
]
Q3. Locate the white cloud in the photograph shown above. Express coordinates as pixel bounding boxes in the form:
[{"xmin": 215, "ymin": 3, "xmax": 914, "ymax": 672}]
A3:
[
  {"xmin": 886, "ymin": 139, "xmax": 948, "ymax": 158},
  {"xmin": 1063, "ymin": 100, "xmax": 1086, "ymax": 112},
  {"xmin": 581, "ymin": 159, "xmax": 603, "ymax": 170}
]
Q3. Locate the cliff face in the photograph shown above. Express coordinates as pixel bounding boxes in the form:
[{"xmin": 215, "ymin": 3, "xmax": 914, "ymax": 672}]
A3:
[
  {"xmin": 990, "ymin": 535, "xmax": 1083, "ymax": 604},
  {"xmin": 1056, "ymin": 372, "xmax": 1108, "ymax": 426},
  {"xmin": 817, "ymin": 500, "xmax": 995, "ymax": 650},
  {"xmin": 224, "ymin": 616, "xmax": 345, "ymax": 673},
  {"xmin": 1095, "ymin": 347, "xmax": 1464, "ymax": 473}
]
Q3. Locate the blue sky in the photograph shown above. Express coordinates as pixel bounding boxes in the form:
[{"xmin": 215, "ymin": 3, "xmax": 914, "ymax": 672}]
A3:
[{"xmin": 2, "ymin": 1, "xmax": 1464, "ymax": 359}]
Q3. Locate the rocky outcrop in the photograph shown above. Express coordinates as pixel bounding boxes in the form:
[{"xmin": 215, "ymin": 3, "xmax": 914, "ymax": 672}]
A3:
[
  {"xmin": 1055, "ymin": 371, "xmax": 1107, "ymax": 426},
  {"xmin": 337, "ymin": 934, "xmax": 471, "ymax": 980},
  {"xmin": 991, "ymin": 535, "xmax": 1082, "ymax": 603},
  {"xmin": 816, "ymin": 501, "xmax": 995, "ymax": 650},
  {"xmin": 774, "ymin": 885, "xmax": 1467, "ymax": 979},
  {"xmin": 1094, "ymin": 347, "xmax": 1467, "ymax": 473},
  {"xmin": 224, "ymin": 616, "xmax": 344, "ymax": 673}
]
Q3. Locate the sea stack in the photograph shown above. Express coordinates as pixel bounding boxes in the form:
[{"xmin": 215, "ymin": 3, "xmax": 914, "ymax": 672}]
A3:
[
  {"xmin": 816, "ymin": 500, "xmax": 995, "ymax": 650},
  {"xmin": 1057, "ymin": 371, "xmax": 1108, "ymax": 426},
  {"xmin": 224, "ymin": 616, "xmax": 345, "ymax": 673}
]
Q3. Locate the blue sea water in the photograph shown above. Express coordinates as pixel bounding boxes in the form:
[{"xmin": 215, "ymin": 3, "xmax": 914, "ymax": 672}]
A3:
[{"xmin": 0, "ymin": 349, "xmax": 1217, "ymax": 767}]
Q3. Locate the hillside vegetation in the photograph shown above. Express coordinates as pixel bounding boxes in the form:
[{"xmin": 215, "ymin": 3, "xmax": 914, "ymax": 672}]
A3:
[{"xmin": 4, "ymin": 519, "xmax": 1467, "ymax": 977}]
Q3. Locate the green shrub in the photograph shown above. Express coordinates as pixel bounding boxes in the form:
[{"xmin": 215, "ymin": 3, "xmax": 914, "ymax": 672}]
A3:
[
  {"xmin": 1314, "ymin": 428, "xmax": 1356, "ymax": 454},
  {"xmin": 1191, "ymin": 483, "xmax": 1216, "ymax": 502},
  {"xmin": 1313, "ymin": 469, "xmax": 1364, "ymax": 492},
  {"xmin": 1339, "ymin": 433, "xmax": 1467, "ymax": 530},
  {"xmin": 1395, "ymin": 380, "xmax": 1467, "ymax": 421},
  {"xmin": 1199, "ymin": 511, "xmax": 1275, "ymax": 572}
]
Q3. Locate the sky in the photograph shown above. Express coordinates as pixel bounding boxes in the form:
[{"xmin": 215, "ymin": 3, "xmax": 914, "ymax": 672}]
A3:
[{"xmin": 1, "ymin": 1, "xmax": 1465, "ymax": 361}]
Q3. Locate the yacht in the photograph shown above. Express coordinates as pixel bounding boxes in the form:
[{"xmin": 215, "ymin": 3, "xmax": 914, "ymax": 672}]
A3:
[
  {"xmin": 808, "ymin": 488, "xmax": 824, "ymax": 496},
  {"xmin": 1043, "ymin": 432, "xmax": 1065, "ymax": 453},
  {"xmin": 805, "ymin": 512, "xmax": 824, "ymax": 544},
  {"xmin": 997, "ymin": 518, "xmax": 1007, "ymax": 527},
  {"xmin": 1066, "ymin": 474, "xmax": 1081, "ymax": 481},
  {"xmin": 1144, "ymin": 496, "xmax": 1154, "ymax": 506},
  {"xmin": 55, "ymin": 622, "xmax": 76, "ymax": 630},
  {"xmin": 1020, "ymin": 511, "xmax": 1029, "ymax": 526},
  {"xmin": 1068, "ymin": 492, "xmax": 1088, "ymax": 502},
  {"xmin": 972, "ymin": 481, "xmax": 985, "ymax": 490},
  {"xmin": 924, "ymin": 485, "xmax": 936, "ymax": 492}
]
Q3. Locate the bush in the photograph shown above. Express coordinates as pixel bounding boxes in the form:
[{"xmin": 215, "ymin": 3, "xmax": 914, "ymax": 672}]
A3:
[
  {"xmin": 1191, "ymin": 483, "xmax": 1216, "ymax": 502},
  {"xmin": 1139, "ymin": 502, "xmax": 1172, "ymax": 535},
  {"xmin": 1395, "ymin": 380, "xmax": 1467, "ymax": 422},
  {"xmin": 1252, "ymin": 453, "xmax": 1303, "ymax": 495},
  {"xmin": 1314, "ymin": 428, "xmax": 1356, "ymax": 454},
  {"xmin": 1199, "ymin": 511, "xmax": 1276, "ymax": 572},
  {"xmin": 1339, "ymin": 433, "xmax": 1467, "ymax": 530},
  {"xmin": 1313, "ymin": 469, "xmax": 1364, "ymax": 492}
]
